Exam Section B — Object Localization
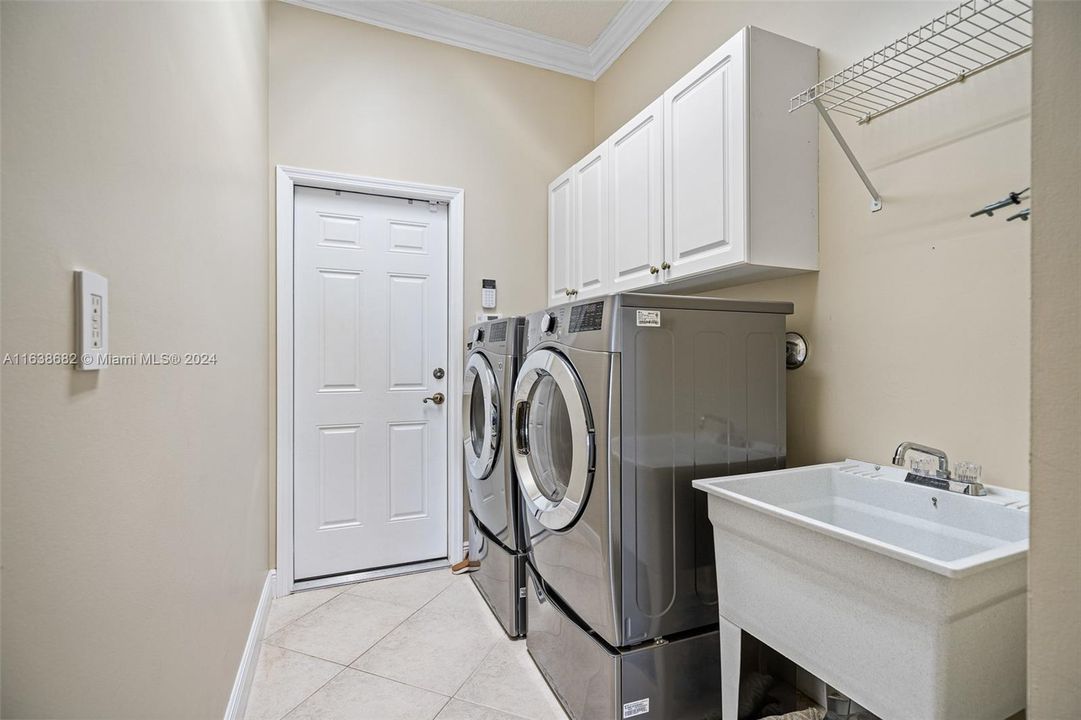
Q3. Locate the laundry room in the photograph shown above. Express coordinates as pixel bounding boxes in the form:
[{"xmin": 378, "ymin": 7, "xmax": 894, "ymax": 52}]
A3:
[{"xmin": 0, "ymin": 1, "xmax": 1077, "ymax": 719}]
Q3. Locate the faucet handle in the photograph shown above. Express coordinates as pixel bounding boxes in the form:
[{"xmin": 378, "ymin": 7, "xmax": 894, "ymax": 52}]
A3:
[
  {"xmin": 910, "ymin": 457, "xmax": 935, "ymax": 477},
  {"xmin": 955, "ymin": 462, "xmax": 982, "ymax": 484}
]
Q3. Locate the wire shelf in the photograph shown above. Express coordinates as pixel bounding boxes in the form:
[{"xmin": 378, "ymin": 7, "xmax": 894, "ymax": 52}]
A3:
[{"xmin": 791, "ymin": 0, "xmax": 1032, "ymax": 125}]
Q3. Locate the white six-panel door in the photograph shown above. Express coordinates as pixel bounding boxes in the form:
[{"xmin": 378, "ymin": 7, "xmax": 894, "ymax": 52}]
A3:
[
  {"xmin": 572, "ymin": 145, "xmax": 609, "ymax": 299},
  {"xmin": 293, "ymin": 186, "xmax": 449, "ymax": 580},
  {"xmin": 609, "ymin": 98, "xmax": 664, "ymax": 292},
  {"xmin": 664, "ymin": 32, "xmax": 747, "ymax": 280},
  {"xmin": 547, "ymin": 170, "xmax": 575, "ymax": 305}
]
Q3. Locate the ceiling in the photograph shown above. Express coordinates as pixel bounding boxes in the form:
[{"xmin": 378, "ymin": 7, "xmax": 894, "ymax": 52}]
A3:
[
  {"xmin": 425, "ymin": 1, "xmax": 628, "ymax": 47},
  {"xmin": 285, "ymin": 0, "xmax": 670, "ymax": 80}
]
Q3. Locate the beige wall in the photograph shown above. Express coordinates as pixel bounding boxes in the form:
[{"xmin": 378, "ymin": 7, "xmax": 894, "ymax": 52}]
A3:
[
  {"xmin": 270, "ymin": 2, "xmax": 595, "ymax": 323},
  {"xmin": 595, "ymin": 1, "xmax": 1031, "ymax": 488},
  {"xmin": 268, "ymin": 2, "xmax": 594, "ymax": 548},
  {"xmin": 1, "ymin": 2, "xmax": 270, "ymax": 717},
  {"xmin": 1028, "ymin": 1, "xmax": 1081, "ymax": 714}
]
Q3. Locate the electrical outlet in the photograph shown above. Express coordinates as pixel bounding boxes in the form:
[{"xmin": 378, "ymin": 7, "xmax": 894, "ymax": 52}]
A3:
[
  {"xmin": 90, "ymin": 294, "xmax": 103, "ymax": 349},
  {"xmin": 75, "ymin": 270, "xmax": 108, "ymax": 370}
]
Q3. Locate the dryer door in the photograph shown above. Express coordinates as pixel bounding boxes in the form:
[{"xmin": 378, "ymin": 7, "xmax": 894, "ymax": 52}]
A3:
[
  {"xmin": 463, "ymin": 351, "xmax": 501, "ymax": 481},
  {"xmin": 512, "ymin": 349, "xmax": 595, "ymax": 531}
]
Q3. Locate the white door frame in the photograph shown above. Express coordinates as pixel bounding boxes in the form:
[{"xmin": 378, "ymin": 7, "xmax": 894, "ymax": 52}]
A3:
[{"xmin": 275, "ymin": 165, "xmax": 465, "ymax": 598}]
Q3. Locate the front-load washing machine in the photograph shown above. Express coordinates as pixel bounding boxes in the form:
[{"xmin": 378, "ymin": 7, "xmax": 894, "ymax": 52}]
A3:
[
  {"xmin": 512, "ymin": 293, "xmax": 793, "ymax": 719},
  {"xmin": 463, "ymin": 316, "xmax": 533, "ymax": 637}
]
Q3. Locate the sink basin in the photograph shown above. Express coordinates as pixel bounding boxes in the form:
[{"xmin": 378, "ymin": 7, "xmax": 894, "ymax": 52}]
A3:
[{"xmin": 693, "ymin": 460, "xmax": 1029, "ymax": 720}]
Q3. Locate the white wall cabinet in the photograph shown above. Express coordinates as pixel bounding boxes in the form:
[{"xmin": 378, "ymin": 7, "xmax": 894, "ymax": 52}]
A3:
[
  {"xmin": 609, "ymin": 98, "xmax": 665, "ymax": 293},
  {"xmin": 548, "ymin": 145, "xmax": 611, "ymax": 303},
  {"xmin": 573, "ymin": 145, "xmax": 609, "ymax": 299},
  {"xmin": 663, "ymin": 32, "xmax": 747, "ymax": 281},
  {"xmin": 547, "ymin": 26, "xmax": 819, "ymax": 301},
  {"xmin": 547, "ymin": 168, "xmax": 575, "ymax": 305}
]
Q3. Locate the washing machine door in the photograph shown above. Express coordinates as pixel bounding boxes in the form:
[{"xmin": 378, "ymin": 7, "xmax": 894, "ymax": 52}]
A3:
[
  {"xmin": 463, "ymin": 351, "xmax": 501, "ymax": 481},
  {"xmin": 512, "ymin": 348, "xmax": 595, "ymax": 531}
]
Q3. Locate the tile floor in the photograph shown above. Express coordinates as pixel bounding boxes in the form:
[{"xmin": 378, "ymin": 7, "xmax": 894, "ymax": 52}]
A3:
[{"xmin": 245, "ymin": 569, "xmax": 569, "ymax": 720}]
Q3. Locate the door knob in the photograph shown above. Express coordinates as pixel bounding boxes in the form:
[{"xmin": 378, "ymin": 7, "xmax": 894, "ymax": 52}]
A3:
[
  {"xmin": 423, "ymin": 392, "xmax": 445, "ymax": 405},
  {"xmin": 649, "ymin": 266, "xmax": 659, "ymax": 275},
  {"xmin": 661, "ymin": 261, "xmax": 671, "ymax": 270}
]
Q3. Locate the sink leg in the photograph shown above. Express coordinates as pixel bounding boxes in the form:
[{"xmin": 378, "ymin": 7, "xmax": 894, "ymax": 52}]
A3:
[{"xmin": 720, "ymin": 616, "xmax": 742, "ymax": 720}]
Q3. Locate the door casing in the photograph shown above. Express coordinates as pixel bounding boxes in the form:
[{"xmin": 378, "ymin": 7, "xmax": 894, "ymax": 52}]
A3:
[{"xmin": 275, "ymin": 165, "xmax": 465, "ymax": 598}]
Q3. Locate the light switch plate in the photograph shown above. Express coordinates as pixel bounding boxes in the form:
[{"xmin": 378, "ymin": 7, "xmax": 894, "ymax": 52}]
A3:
[{"xmin": 75, "ymin": 270, "xmax": 108, "ymax": 370}]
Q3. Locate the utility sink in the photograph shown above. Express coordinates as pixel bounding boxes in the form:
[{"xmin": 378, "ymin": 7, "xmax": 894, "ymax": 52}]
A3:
[{"xmin": 693, "ymin": 460, "xmax": 1029, "ymax": 720}]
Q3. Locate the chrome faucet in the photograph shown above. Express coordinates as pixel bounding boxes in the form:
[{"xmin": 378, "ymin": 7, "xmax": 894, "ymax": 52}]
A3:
[
  {"xmin": 893, "ymin": 442, "xmax": 950, "ymax": 477},
  {"xmin": 892, "ymin": 441, "xmax": 987, "ymax": 496}
]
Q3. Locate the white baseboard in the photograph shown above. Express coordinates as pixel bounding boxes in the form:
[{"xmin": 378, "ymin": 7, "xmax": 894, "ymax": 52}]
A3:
[{"xmin": 224, "ymin": 570, "xmax": 276, "ymax": 720}]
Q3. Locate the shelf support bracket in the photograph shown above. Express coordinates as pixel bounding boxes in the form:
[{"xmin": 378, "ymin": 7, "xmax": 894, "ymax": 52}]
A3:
[{"xmin": 814, "ymin": 99, "xmax": 882, "ymax": 213}]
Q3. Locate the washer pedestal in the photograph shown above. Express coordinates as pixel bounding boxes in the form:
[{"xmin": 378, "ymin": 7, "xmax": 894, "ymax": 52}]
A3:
[
  {"xmin": 468, "ymin": 514, "xmax": 526, "ymax": 638},
  {"xmin": 526, "ymin": 574, "xmax": 721, "ymax": 720}
]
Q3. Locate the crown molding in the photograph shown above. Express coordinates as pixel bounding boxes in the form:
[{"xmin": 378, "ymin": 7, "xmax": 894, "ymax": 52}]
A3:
[
  {"xmin": 588, "ymin": 0, "xmax": 670, "ymax": 78},
  {"xmin": 283, "ymin": 0, "xmax": 671, "ymax": 81}
]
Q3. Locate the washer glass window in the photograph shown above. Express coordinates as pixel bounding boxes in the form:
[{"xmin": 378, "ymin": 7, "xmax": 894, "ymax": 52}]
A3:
[
  {"xmin": 463, "ymin": 353, "xmax": 500, "ymax": 480},
  {"xmin": 468, "ymin": 371, "xmax": 488, "ymax": 458},
  {"xmin": 512, "ymin": 348, "xmax": 594, "ymax": 531},
  {"xmin": 527, "ymin": 375, "xmax": 574, "ymax": 502}
]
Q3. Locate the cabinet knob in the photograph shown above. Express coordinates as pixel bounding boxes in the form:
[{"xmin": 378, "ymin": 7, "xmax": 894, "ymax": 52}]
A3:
[
  {"xmin": 564, "ymin": 289, "xmax": 572, "ymax": 297},
  {"xmin": 649, "ymin": 266, "xmax": 659, "ymax": 275},
  {"xmin": 569, "ymin": 289, "xmax": 578, "ymax": 296},
  {"xmin": 661, "ymin": 261, "xmax": 671, "ymax": 270}
]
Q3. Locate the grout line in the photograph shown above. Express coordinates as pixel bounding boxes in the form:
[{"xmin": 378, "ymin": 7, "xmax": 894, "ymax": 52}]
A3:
[
  {"xmin": 273, "ymin": 664, "xmax": 349, "ymax": 720},
  {"xmin": 264, "ymin": 582, "xmax": 355, "ymax": 640},
  {"xmin": 345, "ymin": 574, "xmax": 460, "ymax": 667},
  {"xmin": 260, "ymin": 640, "xmax": 351, "ymax": 668},
  {"xmin": 451, "ymin": 641, "xmax": 500, "ymax": 699},
  {"xmin": 432, "ymin": 696, "xmax": 454, "ymax": 719},
  {"xmin": 350, "ymin": 576, "xmax": 505, "ymax": 699},
  {"xmin": 452, "ymin": 696, "xmax": 535, "ymax": 720}
]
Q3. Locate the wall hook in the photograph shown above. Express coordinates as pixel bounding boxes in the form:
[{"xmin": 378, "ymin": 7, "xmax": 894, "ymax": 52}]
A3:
[{"xmin": 970, "ymin": 187, "xmax": 1029, "ymax": 218}]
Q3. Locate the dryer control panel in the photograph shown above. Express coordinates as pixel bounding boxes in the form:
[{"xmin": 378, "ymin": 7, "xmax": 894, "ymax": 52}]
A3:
[
  {"xmin": 525, "ymin": 297, "xmax": 615, "ymax": 352},
  {"xmin": 568, "ymin": 301, "xmax": 605, "ymax": 333}
]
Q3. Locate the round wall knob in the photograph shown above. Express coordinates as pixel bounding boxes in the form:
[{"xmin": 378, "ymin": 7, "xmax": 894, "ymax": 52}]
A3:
[
  {"xmin": 661, "ymin": 261, "xmax": 671, "ymax": 270},
  {"xmin": 649, "ymin": 266, "xmax": 659, "ymax": 275},
  {"xmin": 785, "ymin": 332, "xmax": 808, "ymax": 369}
]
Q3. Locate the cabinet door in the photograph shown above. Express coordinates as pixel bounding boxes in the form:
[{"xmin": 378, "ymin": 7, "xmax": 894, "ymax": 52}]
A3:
[
  {"xmin": 609, "ymin": 98, "xmax": 664, "ymax": 293},
  {"xmin": 547, "ymin": 168, "xmax": 575, "ymax": 305},
  {"xmin": 663, "ymin": 31, "xmax": 747, "ymax": 281},
  {"xmin": 573, "ymin": 145, "xmax": 608, "ymax": 299}
]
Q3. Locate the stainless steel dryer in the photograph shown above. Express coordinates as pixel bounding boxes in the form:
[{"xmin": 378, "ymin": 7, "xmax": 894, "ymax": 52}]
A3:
[
  {"xmin": 464, "ymin": 316, "xmax": 530, "ymax": 638},
  {"xmin": 512, "ymin": 293, "xmax": 792, "ymax": 720}
]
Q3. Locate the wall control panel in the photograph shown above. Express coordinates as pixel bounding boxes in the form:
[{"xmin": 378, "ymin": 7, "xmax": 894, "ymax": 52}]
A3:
[
  {"xmin": 481, "ymin": 279, "xmax": 496, "ymax": 309},
  {"xmin": 75, "ymin": 270, "xmax": 108, "ymax": 370}
]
